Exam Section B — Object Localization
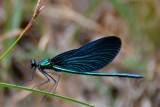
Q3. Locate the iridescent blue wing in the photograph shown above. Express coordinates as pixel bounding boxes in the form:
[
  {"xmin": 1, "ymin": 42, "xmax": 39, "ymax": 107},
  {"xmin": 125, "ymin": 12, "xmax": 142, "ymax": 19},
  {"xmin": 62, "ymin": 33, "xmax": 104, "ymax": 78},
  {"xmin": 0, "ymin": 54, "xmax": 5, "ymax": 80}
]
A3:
[{"xmin": 51, "ymin": 36, "xmax": 121, "ymax": 72}]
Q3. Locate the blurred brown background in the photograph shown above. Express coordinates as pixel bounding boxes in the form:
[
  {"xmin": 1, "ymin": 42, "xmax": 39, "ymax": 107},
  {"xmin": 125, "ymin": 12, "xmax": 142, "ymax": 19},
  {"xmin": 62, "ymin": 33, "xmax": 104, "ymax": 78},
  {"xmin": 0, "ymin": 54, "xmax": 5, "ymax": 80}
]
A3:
[{"xmin": 0, "ymin": 0, "xmax": 160, "ymax": 107}]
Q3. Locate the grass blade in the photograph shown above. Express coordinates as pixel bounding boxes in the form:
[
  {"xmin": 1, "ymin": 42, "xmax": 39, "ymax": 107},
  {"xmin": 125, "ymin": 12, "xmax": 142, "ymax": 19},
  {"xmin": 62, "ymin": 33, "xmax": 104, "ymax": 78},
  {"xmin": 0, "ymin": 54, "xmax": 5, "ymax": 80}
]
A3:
[{"xmin": 0, "ymin": 82, "xmax": 94, "ymax": 107}]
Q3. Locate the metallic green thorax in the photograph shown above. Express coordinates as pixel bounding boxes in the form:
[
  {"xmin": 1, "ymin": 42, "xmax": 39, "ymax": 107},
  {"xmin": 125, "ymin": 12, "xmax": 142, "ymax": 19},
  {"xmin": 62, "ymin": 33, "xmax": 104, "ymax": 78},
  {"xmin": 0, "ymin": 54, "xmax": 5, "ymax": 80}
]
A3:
[{"xmin": 38, "ymin": 58, "xmax": 51, "ymax": 68}]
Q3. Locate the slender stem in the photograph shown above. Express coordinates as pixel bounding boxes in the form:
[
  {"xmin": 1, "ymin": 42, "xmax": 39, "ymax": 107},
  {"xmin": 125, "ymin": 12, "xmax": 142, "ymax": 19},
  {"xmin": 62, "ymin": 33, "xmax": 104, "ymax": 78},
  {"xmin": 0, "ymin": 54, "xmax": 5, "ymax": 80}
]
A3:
[
  {"xmin": 0, "ymin": 82, "xmax": 94, "ymax": 107},
  {"xmin": 0, "ymin": 0, "xmax": 45, "ymax": 60},
  {"xmin": 0, "ymin": 18, "xmax": 34, "ymax": 60}
]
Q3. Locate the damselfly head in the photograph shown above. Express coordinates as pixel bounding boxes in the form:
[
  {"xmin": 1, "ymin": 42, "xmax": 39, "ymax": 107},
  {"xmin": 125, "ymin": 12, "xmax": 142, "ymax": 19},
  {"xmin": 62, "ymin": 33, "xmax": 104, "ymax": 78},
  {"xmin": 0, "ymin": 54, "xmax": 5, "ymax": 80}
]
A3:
[{"xmin": 30, "ymin": 59, "xmax": 37, "ymax": 69}]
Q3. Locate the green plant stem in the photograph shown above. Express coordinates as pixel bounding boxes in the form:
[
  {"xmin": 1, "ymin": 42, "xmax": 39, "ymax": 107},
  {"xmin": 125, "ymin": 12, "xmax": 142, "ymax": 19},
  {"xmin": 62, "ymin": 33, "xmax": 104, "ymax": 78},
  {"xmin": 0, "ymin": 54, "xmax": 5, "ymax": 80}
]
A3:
[
  {"xmin": 0, "ymin": 16, "xmax": 34, "ymax": 60},
  {"xmin": 0, "ymin": 82, "xmax": 94, "ymax": 107},
  {"xmin": 0, "ymin": 0, "xmax": 44, "ymax": 60}
]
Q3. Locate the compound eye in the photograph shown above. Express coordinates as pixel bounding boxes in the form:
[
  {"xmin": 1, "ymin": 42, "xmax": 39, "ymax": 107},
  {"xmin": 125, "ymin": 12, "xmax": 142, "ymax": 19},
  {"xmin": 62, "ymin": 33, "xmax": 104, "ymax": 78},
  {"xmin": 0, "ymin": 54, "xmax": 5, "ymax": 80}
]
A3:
[{"xmin": 30, "ymin": 59, "xmax": 36, "ymax": 69}]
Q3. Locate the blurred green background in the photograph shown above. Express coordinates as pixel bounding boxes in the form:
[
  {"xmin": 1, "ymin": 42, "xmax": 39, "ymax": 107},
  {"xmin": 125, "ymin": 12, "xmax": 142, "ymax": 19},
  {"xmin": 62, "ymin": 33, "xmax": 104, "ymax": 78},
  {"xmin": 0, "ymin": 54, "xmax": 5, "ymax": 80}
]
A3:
[{"xmin": 0, "ymin": 0, "xmax": 160, "ymax": 107}]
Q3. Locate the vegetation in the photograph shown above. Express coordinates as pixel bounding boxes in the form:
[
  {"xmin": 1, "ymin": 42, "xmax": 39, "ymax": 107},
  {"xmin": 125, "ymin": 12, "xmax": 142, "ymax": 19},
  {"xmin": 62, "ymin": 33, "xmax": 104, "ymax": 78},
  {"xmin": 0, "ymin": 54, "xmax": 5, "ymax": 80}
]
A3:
[{"xmin": 0, "ymin": 0, "xmax": 160, "ymax": 107}]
